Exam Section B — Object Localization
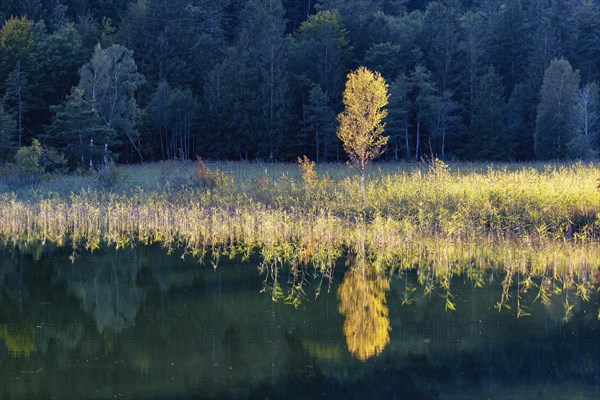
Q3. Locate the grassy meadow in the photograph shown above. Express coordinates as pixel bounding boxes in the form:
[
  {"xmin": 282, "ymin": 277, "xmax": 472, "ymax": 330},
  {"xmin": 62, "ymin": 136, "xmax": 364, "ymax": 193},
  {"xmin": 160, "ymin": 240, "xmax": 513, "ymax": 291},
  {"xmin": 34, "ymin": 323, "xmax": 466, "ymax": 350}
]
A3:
[{"xmin": 1, "ymin": 159, "xmax": 599, "ymax": 314}]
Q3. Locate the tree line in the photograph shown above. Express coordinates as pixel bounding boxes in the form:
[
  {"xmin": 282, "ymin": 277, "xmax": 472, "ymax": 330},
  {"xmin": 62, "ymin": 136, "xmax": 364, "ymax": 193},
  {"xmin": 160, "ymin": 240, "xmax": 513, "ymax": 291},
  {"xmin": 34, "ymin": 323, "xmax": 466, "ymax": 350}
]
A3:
[{"xmin": 1, "ymin": 0, "xmax": 600, "ymax": 168}]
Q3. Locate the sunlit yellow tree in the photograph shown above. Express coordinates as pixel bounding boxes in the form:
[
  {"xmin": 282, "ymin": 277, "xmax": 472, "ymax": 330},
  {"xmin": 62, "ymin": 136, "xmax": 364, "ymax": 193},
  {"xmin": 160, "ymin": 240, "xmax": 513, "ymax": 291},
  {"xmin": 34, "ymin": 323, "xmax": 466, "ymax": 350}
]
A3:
[{"xmin": 337, "ymin": 67, "xmax": 389, "ymax": 191}]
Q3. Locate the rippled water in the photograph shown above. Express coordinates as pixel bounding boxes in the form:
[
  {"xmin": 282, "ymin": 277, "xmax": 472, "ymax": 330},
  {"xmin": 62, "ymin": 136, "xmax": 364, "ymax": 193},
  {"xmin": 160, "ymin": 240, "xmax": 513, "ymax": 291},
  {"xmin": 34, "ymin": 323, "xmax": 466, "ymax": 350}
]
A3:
[{"xmin": 0, "ymin": 246, "xmax": 599, "ymax": 399}]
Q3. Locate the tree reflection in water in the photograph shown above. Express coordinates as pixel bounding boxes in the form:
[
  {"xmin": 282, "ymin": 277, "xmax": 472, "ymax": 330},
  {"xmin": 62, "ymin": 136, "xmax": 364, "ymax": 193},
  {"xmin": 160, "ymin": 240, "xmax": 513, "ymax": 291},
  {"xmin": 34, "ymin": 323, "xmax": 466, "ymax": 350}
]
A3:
[{"xmin": 338, "ymin": 258, "xmax": 391, "ymax": 361}]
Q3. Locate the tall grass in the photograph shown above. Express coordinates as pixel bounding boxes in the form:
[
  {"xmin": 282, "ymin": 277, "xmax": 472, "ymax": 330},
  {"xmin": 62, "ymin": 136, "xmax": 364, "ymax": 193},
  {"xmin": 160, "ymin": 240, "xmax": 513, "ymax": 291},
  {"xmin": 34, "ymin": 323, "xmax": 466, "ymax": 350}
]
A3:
[{"xmin": 1, "ymin": 160, "xmax": 599, "ymax": 316}]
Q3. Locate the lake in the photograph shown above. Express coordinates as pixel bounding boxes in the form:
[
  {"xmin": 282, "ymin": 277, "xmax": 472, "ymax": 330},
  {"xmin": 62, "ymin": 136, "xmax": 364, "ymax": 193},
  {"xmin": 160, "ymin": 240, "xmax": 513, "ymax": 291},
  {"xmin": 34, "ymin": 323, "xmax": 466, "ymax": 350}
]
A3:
[{"xmin": 0, "ymin": 245, "xmax": 599, "ymax": 399}]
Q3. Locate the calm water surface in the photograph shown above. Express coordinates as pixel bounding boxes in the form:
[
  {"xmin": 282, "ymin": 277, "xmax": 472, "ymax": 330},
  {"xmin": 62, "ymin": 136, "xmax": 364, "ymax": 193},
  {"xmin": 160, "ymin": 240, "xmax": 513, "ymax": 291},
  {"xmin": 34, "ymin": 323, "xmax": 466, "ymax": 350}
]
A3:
[{"xmin": 0, "ymin": 246, "xmax": 599, "ymax": 399}]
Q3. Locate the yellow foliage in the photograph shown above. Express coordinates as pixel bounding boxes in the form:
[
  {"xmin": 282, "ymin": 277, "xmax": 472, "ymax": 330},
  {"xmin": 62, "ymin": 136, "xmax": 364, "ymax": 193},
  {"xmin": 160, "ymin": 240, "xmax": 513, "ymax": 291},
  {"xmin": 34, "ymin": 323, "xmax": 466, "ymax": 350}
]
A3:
[
  {"xmin": 0, "ymin": 323, "xmax": 37, "ymax": 358},
  {"xmin": 338, "ymin": 67, "xmax": 389, "ymax": 183},
  {"xmin": 298, "ymin": 155, "xmax": 318, "ymax": 194},
  {"xmin": 338, "ymin": 264, "xmax": 391, "ymax": 361}
]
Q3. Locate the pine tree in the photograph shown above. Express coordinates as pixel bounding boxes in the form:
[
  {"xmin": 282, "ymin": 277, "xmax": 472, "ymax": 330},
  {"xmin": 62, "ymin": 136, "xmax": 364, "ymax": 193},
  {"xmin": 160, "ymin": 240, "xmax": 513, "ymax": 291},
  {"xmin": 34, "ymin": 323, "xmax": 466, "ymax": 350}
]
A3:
[
  {"xmin": 0, "ymin": 105, "xmax": 17, "ymax": 163},
  {"xmin": 409, "ymin": 65, "xmax": 438, "ymax": 161},
  {"xmin": 534, "ymin": 58, "xmax": 580, "ymax": 159},
  {"xmin": 4, "ymin": 61, "xmax": 29, "ymax": 147},
  {"xmin": 0, "ymin": 16, "xmax": 34, "ymax": 88},
  {"xmin": 227, "ymin": 0, "xmax": 289, "ymax": 160},
  {"xmin": 387, "ymin": 74, "xmax": 411, "ymax": 160},
  {"xmin": 470, "ymin": 67, "xmax": 509, "ymax": 160},
  {"xmin": 44, "ymin": 88, "xmax": 118, "ymax": 168},
  {"xmin": 304, "ymin": 84, "xmax": 336, "ymax": 163}
]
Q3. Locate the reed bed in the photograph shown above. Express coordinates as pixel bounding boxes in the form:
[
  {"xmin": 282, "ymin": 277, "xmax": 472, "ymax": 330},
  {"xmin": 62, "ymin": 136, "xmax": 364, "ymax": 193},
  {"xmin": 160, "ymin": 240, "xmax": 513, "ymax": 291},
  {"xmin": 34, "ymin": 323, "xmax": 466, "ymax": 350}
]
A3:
[{"xmin": 1, "ymin": 160, "xmax": 599, "ymax": 315}]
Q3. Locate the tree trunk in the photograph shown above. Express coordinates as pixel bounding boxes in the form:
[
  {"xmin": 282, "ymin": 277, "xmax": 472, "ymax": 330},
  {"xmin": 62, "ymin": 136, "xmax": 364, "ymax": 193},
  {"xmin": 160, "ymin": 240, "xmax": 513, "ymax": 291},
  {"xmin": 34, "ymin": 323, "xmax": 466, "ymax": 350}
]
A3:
[
  {"xmin": 404, "ymin": 114, "xmax": 410, "ymax": 160},
  {"xmin": 415, "ymin": 119, "xmax": 421, "ymax": 161}
]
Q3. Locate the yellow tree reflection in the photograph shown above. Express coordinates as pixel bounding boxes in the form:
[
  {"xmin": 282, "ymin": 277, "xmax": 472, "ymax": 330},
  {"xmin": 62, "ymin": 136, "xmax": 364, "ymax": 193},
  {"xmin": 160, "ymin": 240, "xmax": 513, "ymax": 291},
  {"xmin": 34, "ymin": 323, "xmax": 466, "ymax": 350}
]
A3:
[
  {"xmin": 338, "ymin": 262, "xmax": 390, "ymax": 361},
  {"xmin": 0, "ymin": 323, "xmax": 37, "ymax": 358}
]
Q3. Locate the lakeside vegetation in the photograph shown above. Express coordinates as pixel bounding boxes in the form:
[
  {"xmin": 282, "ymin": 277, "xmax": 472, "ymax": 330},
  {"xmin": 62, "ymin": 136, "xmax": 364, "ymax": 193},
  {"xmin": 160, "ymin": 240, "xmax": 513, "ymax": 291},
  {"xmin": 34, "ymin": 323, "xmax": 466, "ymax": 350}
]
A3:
[{"xmin": 1, "ymin": 159, "xmax": 599, "ymax": 318}]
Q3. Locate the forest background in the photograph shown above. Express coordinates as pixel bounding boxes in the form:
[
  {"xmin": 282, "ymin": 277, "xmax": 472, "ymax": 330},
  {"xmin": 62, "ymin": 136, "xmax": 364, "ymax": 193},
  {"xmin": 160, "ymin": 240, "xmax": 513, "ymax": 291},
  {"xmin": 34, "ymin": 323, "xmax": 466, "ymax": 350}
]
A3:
[{"xmin": 0, "ymin": 0, "xmax": 599, "ymax": 168}]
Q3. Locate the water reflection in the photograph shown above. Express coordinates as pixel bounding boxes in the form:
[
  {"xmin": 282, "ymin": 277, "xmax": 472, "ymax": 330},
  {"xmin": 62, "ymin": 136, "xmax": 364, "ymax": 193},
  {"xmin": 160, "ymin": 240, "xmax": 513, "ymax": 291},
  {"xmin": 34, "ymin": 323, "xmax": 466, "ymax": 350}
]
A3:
[
  {"xmin": 0, "ymin": 245, "xmax": 599, "ymax": 400},
  {"xmin": 338, "ymin": 264, "xmax": 390, "ymax": 361},
  {"xmin": 0, "ymin": 323, "xmax": 37, "ymax": 357},
  {"xmin": 52, "ymin": 252, "xmax": 147, "ymax": 333}
]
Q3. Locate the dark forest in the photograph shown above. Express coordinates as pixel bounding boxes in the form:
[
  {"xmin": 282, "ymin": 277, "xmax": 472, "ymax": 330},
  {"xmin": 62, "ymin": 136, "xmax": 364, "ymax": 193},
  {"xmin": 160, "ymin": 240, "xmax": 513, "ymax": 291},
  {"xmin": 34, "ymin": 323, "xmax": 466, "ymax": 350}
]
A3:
[{"xmin": 1, "ymin": 0, "xmax": 599, "ymax": 166}]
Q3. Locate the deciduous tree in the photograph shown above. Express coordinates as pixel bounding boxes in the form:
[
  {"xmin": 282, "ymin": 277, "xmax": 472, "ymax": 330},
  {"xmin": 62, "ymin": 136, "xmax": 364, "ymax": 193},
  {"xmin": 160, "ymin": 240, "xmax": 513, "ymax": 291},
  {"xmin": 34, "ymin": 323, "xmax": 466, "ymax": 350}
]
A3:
[
  {"xmin": 78, "ymin": 44, "xmax": 145, "ymax": 161},
  {"xmin": 568, "ymin": 82, "xmax": 600, "ymax": 159},
  {"xmin": 337, "ymin": 67, "xmax": 389, "ymax": 191}
]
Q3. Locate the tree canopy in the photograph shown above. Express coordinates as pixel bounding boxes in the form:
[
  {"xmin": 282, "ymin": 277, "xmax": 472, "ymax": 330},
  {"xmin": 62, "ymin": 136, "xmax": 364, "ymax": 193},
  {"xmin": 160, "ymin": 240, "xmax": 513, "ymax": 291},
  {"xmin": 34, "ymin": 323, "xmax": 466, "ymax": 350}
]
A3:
[{"xmin": 1, "ymin": 0, "xmax": 600, "ymax": 164}]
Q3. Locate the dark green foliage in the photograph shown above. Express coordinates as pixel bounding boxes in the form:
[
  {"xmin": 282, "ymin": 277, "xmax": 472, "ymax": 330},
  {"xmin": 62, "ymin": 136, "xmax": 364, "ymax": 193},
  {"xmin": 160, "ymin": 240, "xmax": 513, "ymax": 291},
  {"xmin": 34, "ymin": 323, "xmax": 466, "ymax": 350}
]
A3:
[
  {"xmin": 0, "ymin": 105, "xmax": 17, "ymax": 163},
  {"xmin": 78, "ymin": 44, "xmax": 145, "ymax": 161},
  {"xmin": 387, "ymin": 74, "xmax": 411, "ymax": 160},
  {"xmin": 490, "ymin": 0, "xmax": 527, "ymax": 92},
  {"xmin": 364, "ymin": 42, "xmax": 402, "ymax": 82},
  {"xmin": 507, "ymin": 83, "xmax": 534, "ymax": 161},
  {"xmin": 4, "ymin": 61, "xmax": 29, "ymax": 147},
  {"xmin": 44, "ymin": 88, "xmax": 118, "ymax": 169},
  {"xmin": 572, "ymin": 1, "xmax": 600, "ymax": 82},
  {"xmin": 303, "ymin": 85, "xmax": 336, "ymax": 163},
  {"xmin": 469, "ymin": 67, "xmax": 509, "ymax": 160},
  {"xmin": 2, "ymin": 0, "xmax": 600, "ymax": 161},
  {"xmin": 535, "ymin": 59, "xmax": 580, "ymax": 159},
  {"xmin": 25, "ymin": 24, "xmax": 87, "ymax": 127},
  {"xmin": 422, "ymin": 1, "xmax": 461, "ymax": 92},
  {"xmin": 145, "ymin": 82, "xmax": 200, "ymax": 161},
  {"xmin": 291, "ymin": 10, "xmax": 351, "ymax": 108},
  {"xmin": 409, "ymin": 65, "xmax": 438, "ymax": 161},
  {"xmin": 220, "ymin": 0, "xmax": 289, "ymax": 160}
]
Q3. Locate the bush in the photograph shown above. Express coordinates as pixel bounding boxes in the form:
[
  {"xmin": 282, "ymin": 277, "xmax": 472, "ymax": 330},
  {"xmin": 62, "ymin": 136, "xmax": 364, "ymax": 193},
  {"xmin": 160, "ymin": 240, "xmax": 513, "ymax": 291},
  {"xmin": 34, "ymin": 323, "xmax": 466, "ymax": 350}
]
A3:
[
  {"xmin": 97, "ymin": 163, "xmax": 127, "ymax": 190},
  {"xmin": 194, "ymin": 157, "xmax": 232, "ymax": 189},
  {"xmin": 16, "ymin": 139, "xmax": 43, "ymax": 175}
]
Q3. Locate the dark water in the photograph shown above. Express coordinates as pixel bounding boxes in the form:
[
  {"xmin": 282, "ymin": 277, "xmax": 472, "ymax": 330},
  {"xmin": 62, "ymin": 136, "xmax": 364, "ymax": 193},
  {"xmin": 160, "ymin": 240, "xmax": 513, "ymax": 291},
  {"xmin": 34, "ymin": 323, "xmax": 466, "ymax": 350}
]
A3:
[{"xmin": 0, "ymin": 246, "xmax": 599, "ymax": 400}]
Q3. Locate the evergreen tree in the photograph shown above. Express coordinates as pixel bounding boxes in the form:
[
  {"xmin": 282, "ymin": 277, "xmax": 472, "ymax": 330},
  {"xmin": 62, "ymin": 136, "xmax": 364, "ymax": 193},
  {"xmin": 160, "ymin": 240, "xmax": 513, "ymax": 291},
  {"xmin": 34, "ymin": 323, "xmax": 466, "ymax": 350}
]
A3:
[
  {"xmin": 227, "ymin": 0, "xmax": 289, "ymax": 160},
  {"xmin": 490, "ymin": 0, "xmax": 527, "ymax": 91},
  {"xmin": 534, "ymin": 58, "xmax": 580, "ymax": 159},
  {"xmin": 166, "ymin": 88, "xmax": 200, "ymax": 161},
  {"xmin": 25, "ymin": 24, "xmax": 87, "ymax": 128},
  {"xmin": 507, "ymin": 82, "xmax": 534, "ymax": 160},
  {"xmin": 469, "ymin": 67, "xmax": 509, "ymax": 160},
  {"xmin": 291, "ymin": 10, "xmax": 352, "ymax": 108},
  {"xmin": 45, "ymin": 87, "xmax": 118, "ymax": 168},
  {"xmin": 303, "ymin": 84, "xmax": 336, "ymax": 163},
  {"xmin": 4, "ymin": 62, "xmax": 29, "ymax": 147},
  {"xmin": 387, "ymin": 74, "xmax": 412, "ymax": 160},
  {"xmin": 146, "ymin": 81, "xmax": 172, "ymax": 160},
  {"xmin": 409, "ymin": 65, "xmax": 438, "ymax": 161},
  {"xmin": 0, "ymin": 17, "xmax": 35, "ymax": 92},
  {"xmin": 0, "ymin": 105, "xmax": 17, "ymax": 163},
  {"xmin": 458, "ymin": 11, "xmax": 485, "ymax": 126},
  {"xmin": 572, "ymin": 1, "xmax": 600, "ymax": 82},
  {"xmin": 432, "ymin": 89, "xmax": 461, "ymax": 159},
  {"xmin": 364, "ymin": 42, "xmax": 402, "ymax": 82},
  {"xmin": 422, "ymin": 1, "xmax": 461, "ymax": 93}
]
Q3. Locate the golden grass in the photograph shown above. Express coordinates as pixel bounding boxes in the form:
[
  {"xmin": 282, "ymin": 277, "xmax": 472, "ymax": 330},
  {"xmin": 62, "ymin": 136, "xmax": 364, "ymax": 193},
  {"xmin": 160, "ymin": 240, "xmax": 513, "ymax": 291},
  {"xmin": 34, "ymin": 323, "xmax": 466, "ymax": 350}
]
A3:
[{"xmin": 0, "ymin": 160, "xmax": 599, "ymax": 316}]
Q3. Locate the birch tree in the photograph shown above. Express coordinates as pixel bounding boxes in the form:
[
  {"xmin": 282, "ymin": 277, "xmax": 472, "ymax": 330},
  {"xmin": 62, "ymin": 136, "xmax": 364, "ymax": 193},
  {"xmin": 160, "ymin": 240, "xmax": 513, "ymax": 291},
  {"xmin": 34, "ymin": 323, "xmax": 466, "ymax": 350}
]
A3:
[{"xmin": 338, "ymin": 67, "xmax": 389, "ymax": 191}]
